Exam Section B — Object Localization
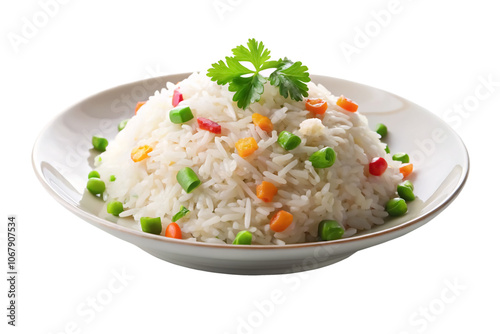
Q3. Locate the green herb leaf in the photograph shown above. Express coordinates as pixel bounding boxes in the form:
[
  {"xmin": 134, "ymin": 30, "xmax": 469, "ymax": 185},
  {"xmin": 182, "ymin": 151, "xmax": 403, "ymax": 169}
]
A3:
[
  {"xmin": 269, "ymin": 58, "xmax": 310, "ymax": 101},
  {"xmin": 207, "ymin": 39, "xmax": 310, "ymax": 109},
  {"xmin": 231, "ymin": 38, "xmax": 271, "ymax": 70},
  {"xmin": 228, "ymin": 74, "xmax": 266, "ymax": 109},
  {"xmin": 172, "ymin": 205, "xmax": 190, "ymax": 222},
  {"xmin": 207, "ymin": 57, "xmax": 254, "ymax": 85}
]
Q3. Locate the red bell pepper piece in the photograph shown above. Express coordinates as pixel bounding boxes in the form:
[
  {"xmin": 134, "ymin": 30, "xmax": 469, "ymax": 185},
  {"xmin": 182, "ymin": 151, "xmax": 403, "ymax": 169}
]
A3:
[
  {"xmin": 172, "ymin": 89, "xmax": 183, "ymax": 107},
  {"xmin": 197, "ymin": 117, "xmax": 221, "ymax": 134}
]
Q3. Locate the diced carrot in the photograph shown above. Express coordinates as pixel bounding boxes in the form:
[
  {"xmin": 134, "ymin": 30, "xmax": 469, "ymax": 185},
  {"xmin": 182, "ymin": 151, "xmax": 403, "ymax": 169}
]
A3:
[
  {"xmin": 131, "ymin": 145, "xmax": 152, "ymax": 162},
  {"xmin": 252, "ymin": 113, "xmax": 273, "ymax": 132},
  {"xmin": 256, "ymin": 181, "xmax": 278, "ymax": 202},
  {"xmin": 336, "ymin": 95, "xmax": 358, "ymax": 112},
  {"xmin": 400, "ymin": 163, "xmax": 413, "ymax": 178},
  {"xmin": 305, "ymin": 98, "xmax": 328, "ymax": 114},
  {"xmin": 165, "ymin": 222, "xmax": 182, "ymax": 239},
  {"xmin": 235, "ymin": 137, "xmax": 258, "ymax": 158},
  {"xmin": 135, "ymin": 101, "xmax": 147, "ymax": 114},
  {"xmin": 269, "ymin": 210, "xmax": 293, "ymax": 232}
]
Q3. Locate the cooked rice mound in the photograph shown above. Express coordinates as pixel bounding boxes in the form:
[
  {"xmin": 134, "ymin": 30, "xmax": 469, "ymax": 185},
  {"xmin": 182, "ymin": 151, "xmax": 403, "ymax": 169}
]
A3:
[{"xmin": 95, "ymin": 72, "xmax": 403, "ymax": 245}]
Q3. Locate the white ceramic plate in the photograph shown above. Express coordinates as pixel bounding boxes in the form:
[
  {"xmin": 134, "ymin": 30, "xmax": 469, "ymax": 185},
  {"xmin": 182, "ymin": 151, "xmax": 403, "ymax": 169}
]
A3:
[{"xmin": 32, "ymin": 73, "xmax": 469, "ymax": 275}]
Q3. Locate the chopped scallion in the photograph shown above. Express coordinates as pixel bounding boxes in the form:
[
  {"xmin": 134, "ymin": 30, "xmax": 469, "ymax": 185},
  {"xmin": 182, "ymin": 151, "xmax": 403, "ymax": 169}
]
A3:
[
  {"xmin": 169, "ymin": 106, "xmax": 194, "ymax": 124},
  {"xmin": 176, "ymin": 167, "xmax": 201, "ymax": 193},
  {"xmin": 140, "ymin": 217, "xmax": 162, "ymax": 235},
  {"xmin": 172, "ymin": 205, "xmax": 190, "ymax": 222}
]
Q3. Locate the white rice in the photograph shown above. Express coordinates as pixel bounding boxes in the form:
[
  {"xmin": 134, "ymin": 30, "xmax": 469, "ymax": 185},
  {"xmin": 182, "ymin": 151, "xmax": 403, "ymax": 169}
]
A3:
[{"xmin": 94, "ymin": 72, "xmax": 403, "ymax": 244}]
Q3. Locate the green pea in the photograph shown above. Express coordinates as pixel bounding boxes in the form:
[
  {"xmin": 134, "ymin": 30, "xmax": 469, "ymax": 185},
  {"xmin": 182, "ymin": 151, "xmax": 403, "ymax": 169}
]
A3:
[
  {"xmin": 385, "ymin": 198, "xmax": 408, "ymax": 217},
  {"xmin": 392, "ymin": 153, "xmax": 410, "ymax": 163},
  {"xmin": 118, "ymin": 119, "xmax": 129, "ymax": 131},
  {"xmin": 318, "ymin": 220, "xmax": 344, "ymax": 241},
  {"xmin": 397, "ymin": 181, "xmax": 415, "ymax": 201},
  {"xmin": 309, "ymin": 147, "xmax": 336, "ymax": 168},
  {"xmin": 107, "ymin": 201, "xmax": 124, "ymax": 216},
  {"xmin": 402, "ymin": 180, "xmax": 414, "ymax": 191},
  {"xmin": 140, "ymin": 217, "xmax": 162, "ymax": 235},
  {"xmin": 375, "ymin": 123, "xmax": 388, "ymax": 138},
  {"xmin": 232, "ymin": 231, "xmax": 252, "ymax": 245},
  {"xmin": 88, "ymin": 170, "xmax": 100, "ymax": 179},
  {"xmin": 92, "ymin": 136, "xmax": 108, "ymax": 152},
  {"xmin": 86, "ymin": 178, "xmax": 106, "ymax": 195},
  {"xmin": 109, "ymin": 175, "xmax": 116, "ymax": 182},
  {"xmin": 384, "ymin": 144, "xmax": 390, "ymax": 154},
  {"xmin": 277, "ymin": 131, "xmax": 301, "ymax": 150},
  {"xmin": 397, "ymin": 184, "xmax": 415, "ymax": 201}
]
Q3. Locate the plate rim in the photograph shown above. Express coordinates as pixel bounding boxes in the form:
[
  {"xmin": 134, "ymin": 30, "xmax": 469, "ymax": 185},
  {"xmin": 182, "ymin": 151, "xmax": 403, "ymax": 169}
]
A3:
[{"xmin": 32, "ymin": 73, "xmax": 470, "ymax": 250}]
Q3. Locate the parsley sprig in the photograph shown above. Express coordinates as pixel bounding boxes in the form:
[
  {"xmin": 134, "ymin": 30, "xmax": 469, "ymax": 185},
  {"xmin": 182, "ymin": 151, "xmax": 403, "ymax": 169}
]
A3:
[{"xmin": 207, "ymin": 39, "xmax": 310, "ymax": 109}]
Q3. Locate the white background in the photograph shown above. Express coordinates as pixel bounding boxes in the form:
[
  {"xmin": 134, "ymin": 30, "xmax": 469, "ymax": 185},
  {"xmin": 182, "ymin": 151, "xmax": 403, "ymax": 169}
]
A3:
[{"xmin": 2, "ymin": 0, "xmax": 499, "ymax": 333}]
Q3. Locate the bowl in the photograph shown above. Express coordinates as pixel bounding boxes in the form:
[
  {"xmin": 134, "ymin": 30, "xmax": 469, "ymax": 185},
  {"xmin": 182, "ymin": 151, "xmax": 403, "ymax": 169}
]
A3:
[{"xmin": 32, "ymin": 73, "xmax": 469, "ymax": 275}]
